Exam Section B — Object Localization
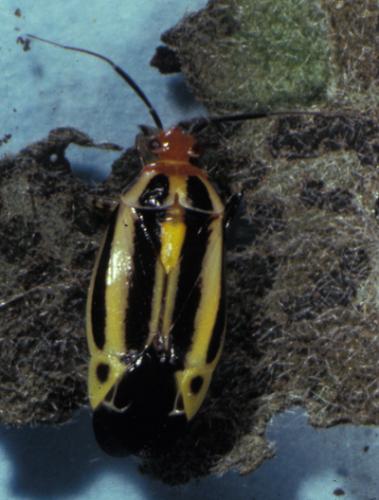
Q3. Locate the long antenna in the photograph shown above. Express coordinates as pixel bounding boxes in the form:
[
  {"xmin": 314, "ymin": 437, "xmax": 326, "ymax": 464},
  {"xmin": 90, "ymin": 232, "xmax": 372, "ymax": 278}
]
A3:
[
  {"xmin": 191, "ymin": 110, "xmax": 342, "ymax": 133},
  {"xmin": 26, "ymin": 34, "xmax": 163, "ymax": 130},
  {"xmin": 210, "ymin": 110, "xmax": 323, "ymax": 123}
]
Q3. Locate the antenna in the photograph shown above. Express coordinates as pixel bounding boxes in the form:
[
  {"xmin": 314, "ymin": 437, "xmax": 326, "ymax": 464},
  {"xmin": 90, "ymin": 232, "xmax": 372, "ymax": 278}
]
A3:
[
  {"xmin": 26, "ymin": 34, "xmax": 164, "ymax": 130},
  {"xmin": 191, "ymin": 110, "xmax": 343, "ymax": 133}
]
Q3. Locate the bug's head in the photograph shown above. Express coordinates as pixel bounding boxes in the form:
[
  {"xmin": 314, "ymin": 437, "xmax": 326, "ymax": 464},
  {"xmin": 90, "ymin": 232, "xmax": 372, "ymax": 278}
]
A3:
[{"xmin": 136, "ymin": 125, "xmax": 199, "ymax": 166}]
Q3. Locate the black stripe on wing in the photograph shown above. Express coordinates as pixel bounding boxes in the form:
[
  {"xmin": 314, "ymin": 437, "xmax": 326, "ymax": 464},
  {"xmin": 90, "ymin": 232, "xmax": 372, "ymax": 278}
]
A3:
[
  {"xmin": 206, "ymin": 263, "xmax": 226, "ymax": 363},
  {"xmin": 170, "ymin": 209, "xmax": 211, "ymax": 362},
  {"xmin": 186, "ymin": 176, "xmax": 213, "ymax": 211},
  {"xmin": 124, "ymin": 208, "xmax": 163, "ymax": 351},
  {"xmin": 91, "ymin": 207, "xmax": 119, "ymax": 350},
  {"xmin": 138, "ymin": 174, "xmax": 170, "ymax": 208}
]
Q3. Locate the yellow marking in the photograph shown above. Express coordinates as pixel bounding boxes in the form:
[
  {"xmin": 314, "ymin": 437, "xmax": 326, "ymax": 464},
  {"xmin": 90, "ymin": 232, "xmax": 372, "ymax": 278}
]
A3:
[
  {"xmin": 86, "ymin": 278, "xmax": 97, "ymax": 353},
  {"xmin": 88, "ymin": 353, "xmax": 127, "ymax": 409},
  {"xmin": 105, "ymin": 204, "xmax": 135, "ymax": 354},
  {"xmin": 187, "ymin": 217, "xmax": 223, "ymax": 365},
  {"xmin": 158, "ymin": 175, "xmax": 187, "ymax": 345},
  {"xmin": 202, "ymin": 177, "xmax": 224, "ymax": 213},
  {"xmin": 160, "ymin": 218, "xmax": 186, "ymax": 273},
  {"xmin": 86, "ymin": 220, "xmax": 103, "ymax": 355},
  {"xmin": 160, "ymin": 175, "xmax": 187, "ymax": 274},
  {"xmin": 120, "ymin": 170, "xmax": 155, "ymax": 203},
  {"xmin": 170, "ymin": 182, "xmax": 224, "ymax": 420},
  {"xmin": 174, "ymin": 214, "xmax": 225, "ymax": 421},
  {"xmin": 161, "ymin": 262, "xmax": 181, "ymax": 347},
  {"xmin": 86, "ymin": 203, "xmax": 137, "ymax": 409},
  {"xmin": 175, "ymin": 367, "xmax": 213, "ymax": 420},
  {"xmin": 147, "ymin": 260, "xmax": 165, "ymax": 345}
]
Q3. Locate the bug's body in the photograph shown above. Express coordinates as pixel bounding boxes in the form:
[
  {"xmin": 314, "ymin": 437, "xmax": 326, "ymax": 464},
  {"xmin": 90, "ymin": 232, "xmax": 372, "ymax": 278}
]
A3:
[
  {"xmin": 86, "ymin": 127, "xmax": 227, "ymax": 452},
  {"xmin": 27, "ymin": 33, "xmax": 321, "ymax": 454}
]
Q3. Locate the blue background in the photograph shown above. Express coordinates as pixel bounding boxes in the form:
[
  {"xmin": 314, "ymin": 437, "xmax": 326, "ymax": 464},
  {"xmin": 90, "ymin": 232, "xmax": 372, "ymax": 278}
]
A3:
[{"xmin": 1, "ymin": 1, "xmax": 378, "ymax": 498}]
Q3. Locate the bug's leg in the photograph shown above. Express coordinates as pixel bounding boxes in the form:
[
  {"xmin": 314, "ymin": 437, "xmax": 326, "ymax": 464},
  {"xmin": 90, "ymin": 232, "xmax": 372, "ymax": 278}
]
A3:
[
  {"xmin": 224, "ymin": 192, "xmax": 244, "ymax": 241},
  {"xmin": 72, "ymin": 195, "xmax": 118, "ymax": 236},
  {"xmin": 93, "ymin": 196, "xmax": 119, "ymax": 213},
  {"xmin": 225, "ymin": 192, "xmax": 244, "ymax": 230}
]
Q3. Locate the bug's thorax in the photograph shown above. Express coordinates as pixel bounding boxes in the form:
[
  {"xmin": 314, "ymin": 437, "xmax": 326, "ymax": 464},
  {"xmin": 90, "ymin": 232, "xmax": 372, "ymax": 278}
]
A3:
[{"xmin": 124, "ymin": 125, "xmax": 225, "ymax": 218}]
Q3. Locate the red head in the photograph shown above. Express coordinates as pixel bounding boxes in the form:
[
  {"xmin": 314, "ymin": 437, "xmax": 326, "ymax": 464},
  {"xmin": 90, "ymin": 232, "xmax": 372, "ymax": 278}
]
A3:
[
  {"xmin": 136, "ymin": 126, "xmax": 203, "ymax": 175},
  {"xmin": 152, "ymin": 127, "xmax": 197, "ymax": 162}
]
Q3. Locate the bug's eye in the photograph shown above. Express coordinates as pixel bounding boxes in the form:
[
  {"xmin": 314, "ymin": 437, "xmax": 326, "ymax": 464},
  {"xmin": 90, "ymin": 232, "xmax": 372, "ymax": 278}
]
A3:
[
  {"xmin": 189, "ymin": 143, "xmax": 202, "ymax": 157},
  {"xmin": 148, "ymin": 138, "xmax": 162, "ymax": 151}
]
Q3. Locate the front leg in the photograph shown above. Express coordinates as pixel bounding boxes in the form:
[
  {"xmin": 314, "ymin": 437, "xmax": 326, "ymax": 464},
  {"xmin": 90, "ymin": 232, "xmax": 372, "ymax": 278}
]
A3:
[{"xmin": 224, "ymin": 192, "xmax": 244, "ymax": 242}]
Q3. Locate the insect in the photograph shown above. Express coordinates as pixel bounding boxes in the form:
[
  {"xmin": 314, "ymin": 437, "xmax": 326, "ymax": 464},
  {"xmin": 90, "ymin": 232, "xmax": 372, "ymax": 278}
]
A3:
[{"xmin": 27, "ymin": 34, "xmax": 325, "ymax": 454}]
